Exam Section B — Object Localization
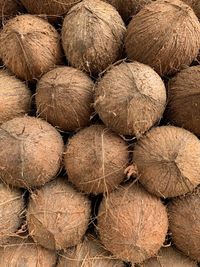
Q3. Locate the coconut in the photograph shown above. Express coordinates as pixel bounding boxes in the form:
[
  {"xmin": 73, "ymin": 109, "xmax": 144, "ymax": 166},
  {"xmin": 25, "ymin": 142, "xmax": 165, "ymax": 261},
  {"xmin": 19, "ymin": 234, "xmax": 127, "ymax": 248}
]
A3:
[
  {"xmin": 36, "ymin": 66, "xmax": 94, "ymax": 132},
  {"xmin": 0, "ymin": 0, "xmax": 23, "ymax": 23},
  {"xmin": 58, "ymin": 236, "xmax": 125, "ymax": 267},
  {"xmin": 94, "ymin": 61, "xmax": 166, "ymax": 137},
  {"xmin": 168, "ymin": 189, "xmax": 200, "ymax": 261},
  {"xmin": 0, "ymin": 69, "xmax": 31, "ymax": 124},
  {"xmin": 140, "ymin": 247, "xmax": 197, "ymax": 267},
  {"xmin": 165, "ymin": 66, "xmax": 200, "ymax": 136},
  {"xmin": 182, "ymin": 0, "xmax": 200, "ymax": 18},
  {"xmin": 98, "ymin": 184, "xmax": 168, "ymax": 263},
  {"xmin": 125, "ymin": 0, "xmax": 200, "ymax": 76},
  {"xmin": 61, "ymin": 0, "xmax": 126, "ymax": 75},
  {"xmin": 21, "ymin": 0, "xmax": 79, "ymax": 22},
  {"xmin": 0, "ymin": 14, "xmax": 62, "ymax": 80},
  {"xmin": 64, "ymin": 125, "xmax": 129, "ymax": 195},
  {"xmin": 27, "ymin": 178, "xmax": 91, "ymax": 250},
  {"xmin": 0, "ymin": 116, "xmax": 64, "ymax": 188},
  {"xmin": 0, "ymin": 238, "xmax": 57, "ymax": 266},
  {"xmin": 133, "ymin": 126, "xmax": 200, "ymax": 198},
  {"xmin": 0, "ymin": 183, "xmax": 24, "ymax": 244}
]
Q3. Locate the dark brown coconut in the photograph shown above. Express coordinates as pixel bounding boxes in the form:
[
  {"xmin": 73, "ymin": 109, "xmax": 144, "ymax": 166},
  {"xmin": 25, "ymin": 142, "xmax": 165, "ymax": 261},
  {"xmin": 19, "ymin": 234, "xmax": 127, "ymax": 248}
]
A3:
[
  {"xmin": 0, "ymin": 14, "xmax": 62, "ymax": 80},
  {"xmin": 0, "ymin": 0, "xmax": 23, "ymax": 23},
  {"xmin": 0, "ymin": 239, "xmax": 57, "ymax": 266},
  {"xmin": 165, "ymin": 66, "xmax": 200, "ymax": 136},
  {"xmin": 0, "ymin": 116, "xmax": 64, "ymax": 188},
  {"xmin": 64, "ymin": 125, "xmax": 129, "ymax": 194},
  {"xmin": 0, "ymin": 183, "xmax": 24, "ymax": 244},
  {"xmin": 36, "ymin": 66, "xmax": 94, "ymax": 132},
  {"xmin": 140, "ymin": 247, "xmax": 197, "ymax": 267},
  {"xmin": 98, "ymin": 184, "xmax": 168, "ymax": 263},
  {"xmin": 61, "ymin": 0, "xmax": 126, "ymax": 75},
  {"xmin": 94, "ymin": 62, "xmax": 166, "ymax": 136},
  {"xmin": 58, "ymin": 236, "xmax": 125, "ymax": 267},
  {"xmin": 125, "ymin": 0, "xmax": 200, "ymax": 76},
  {"xmin": 133, "ymin": 126, "xmax": 200, "ymax": 198},
  {"xmin": 27, "ymin": 178, "xmax": 91, "ymax": 250},
  {"xmin": 0, "ymin": 69, "xmax": 31, "ymax": 123},
  {"xmin": 21, "ymin": 0, "xmax": 79, "ymax": 22},
  {"xmin": 168, "ymin": 189, "xmax": 200, "ymax": 261}
]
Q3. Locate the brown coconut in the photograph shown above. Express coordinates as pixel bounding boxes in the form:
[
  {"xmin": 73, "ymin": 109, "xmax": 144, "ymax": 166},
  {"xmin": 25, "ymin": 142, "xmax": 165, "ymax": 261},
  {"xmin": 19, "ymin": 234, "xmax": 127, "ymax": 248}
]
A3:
[
  {"xmin": 27, "ymin": 178, "xmax": 91, "ymax": 250},
  {"xmin": 21, "ymin": 0, "xmax": 80, "ymax": 22},
  {"xmin": 0, "ymin": 183, "xmax": 24, "ymax": 244},
  {"xmin": 168, "ymin": 189, "xmax": 200, "ymax": 261},
  {"xmin": 182, "ymin": 0, "xmax": 200, "ymax": 19},
  {"xmin": 0, "ymin": 0, "xmax": 23, "ymax": 23},
  {"xmin": 166, "ymin": 66, "xmax": 200, "ymax": 136},
  {"xmin": 61, "ymin": 0, "xmax": 126, "ymax": 75},
  {"xmin": 125, "ymin": 0, "xmax": 200, "ymax": 76},
  {"xmin": 0, "ymin": 116, "xmax": 64, "ymax": 188},
  {"xmin": 140, "ymin": 247, "xmax": 197, "ymax": 267},
  {"xmin": 94, "ymin": 61, "xmax": 166, "ymax": 136},
  {"xmin": 98, "ymin": 184, "xmax": 168, "ymax": 263},
  {"xmin": 64, "ymin": 124, "xmax": 129, "ymax": 194},
  {"xmin": 0, "ymin": 69, "xmax": 31, "ymax": 124},
  {"xmin": 0, "ymin": 14, "xmax": 62, "ymax": 80},
  {"xmin": 133, "ymin": 126, "xmax": 200, "ymax": 198},
  {"xmin": 36, "ymin": 66, "xmax": 94, "ymax": 132},
  {"xmin": 58, "ymin": 236, "xmax": 125, "ymax": 267},
  {"xmin": 0, "ymin": 239, "xmax": 57, "ymax": 266}
]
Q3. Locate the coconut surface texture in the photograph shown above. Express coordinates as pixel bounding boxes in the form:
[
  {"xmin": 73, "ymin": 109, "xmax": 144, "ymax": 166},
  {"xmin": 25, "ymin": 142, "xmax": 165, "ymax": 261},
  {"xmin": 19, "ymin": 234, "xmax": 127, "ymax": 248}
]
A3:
[
  {"xmin": 183, "ymin": 0, "xmax": 200, "ymax": 18},
  {"xmin": 0, "ymin": 239, "xmax": 57, "ymax": 267},
  {"xmin": 21, "ymin": 0, "xmax": 79, "ymax": 22},
  {"xmin": 94, "ymin": 62, "xmax": 166, "ymax": 136},
  {"xmin": 62, "ymin": 0, "xmax": 126, "ymax": 75},
  {"xmin": 0, "ymin": 69, "xmax": 31, "ymax": 124},
  {"xmin": 0, "ymin": 0, "xmax": 23, "ymax": 22},
  {"xmin": 98, "ymin": 184, "xmax": 168, "ymax": 263},
  {"xmin": 0, "ymin": 14, "xmax": 61, "ymax": 80},
  {"xmin": 58, "ymin": 236, "xmax": 125, "ymax": 267},
  {"xmin": 64, "ymin": 124, "xmax": 129, "ymax": 194},
  {"xmin": 36, "ymin": 66, "xmax": 94, "ymax": 132},
  {"xmin": 133, "ymin": 126, "xmax": 200, "ymax": 198},
  {"xmin": 0, "ymin": 183, "xmax": 24, "ymax": 244},
  {"xmin": 166, "ymin": 66, "xmax": 200, "ymax": 136},
  {"xmin": 140, "ymin": 247, "xmax": 198, "ymax": 267},
  {"xmin": 0, "ymin": 116, "xmax": 64, "ymax": 188},
  {"xmin": 125, "ymin": 0, "xmax": 200, "ymax": 76},
  {"xmin": 27, "ymin": 178, "xmax": 91, "ymax": 250},
  {"xmin": 169, "ymin": 189, "xmax": 200, "ymax": 261}
]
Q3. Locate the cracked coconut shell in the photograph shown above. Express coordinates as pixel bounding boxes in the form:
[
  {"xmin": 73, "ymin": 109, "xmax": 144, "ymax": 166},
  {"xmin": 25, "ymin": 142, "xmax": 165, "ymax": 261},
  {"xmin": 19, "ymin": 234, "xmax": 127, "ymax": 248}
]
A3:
[
  {"xmin": 98, "ymin": 184, "xmax": 168, "ymax": 263},
  {"xmin": 165, "ymin": 66, "xmax": 200, "ymax": 136},
  {"xmin": 168, "ymin": 189, "xmax": 200, "ymax": 261},
  {"xmin": 0, "ymin": 0, "xmax": 23, "ymax": 22},
  {"xmin": 61, "ymin": 0, "xmax": 126, "ymax": 75},
  {"xmin": 36, "ymin": 66, "xmax": 94, "ymax": 132},
  {"xmin": 58, "ymin": 236, "xmax": 125, "ymax": 267},
  {"xmin": 64, "ymin": 124, "xmax": 129, "ymax": 194},
  {"xmin": 0, "ymin": 14, "xmax": 62, "ymax": 80},
  {"xmin": 27, "ymin": 178, "xmax": 91, "ymax": 250},
  {"xmin": 0, "ymin": 183, "xmax": 24, "ymax": 244},
  {"xmin": 133, "ymin": 126, "xmax": 200, "ymax": 198},
  {"xmin": 94, "ymin": 62, "xmax": 166, "ymax": 137},
  {"xmin": 125, "ymin": 0, "xmax": 200, "ymax": 76},
  {"xmin": 0, "ymin": 69, "xmax": 31, "ymax": 124},
  {"xmin": 140, "ymin": 247, "xmax": 198, "ymax": 267},
  {"xmin": 0, "ymin": 238, "xmax": 57, "ymax": 267},
  {"xmin": 0, "ymin": 116, "xmax": 64, "ymax": 188}
]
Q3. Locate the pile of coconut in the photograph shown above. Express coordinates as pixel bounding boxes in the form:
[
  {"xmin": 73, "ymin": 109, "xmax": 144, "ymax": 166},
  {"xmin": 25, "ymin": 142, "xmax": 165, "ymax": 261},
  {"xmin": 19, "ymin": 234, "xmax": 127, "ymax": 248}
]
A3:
[{"xmin": 0, "ymin": 0, "xmax": 199, "ymax": 266}]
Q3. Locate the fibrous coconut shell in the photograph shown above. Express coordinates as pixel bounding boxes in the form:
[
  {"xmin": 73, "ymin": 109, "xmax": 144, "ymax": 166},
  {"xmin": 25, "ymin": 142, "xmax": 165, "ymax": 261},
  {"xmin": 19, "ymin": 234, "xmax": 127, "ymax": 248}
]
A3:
[
  {"xmin": 0, "ymin": 116, "xmax": 64, "ymax": 188},
  {"xmin": 98, "ymin": 184, "xmax": 168, "ymax": 263},
  {"xmin": 27, "ymin": 178, "xmax": 91, "ymax": 250},
  {"xmin": 182, "ymin": 0, "xmax": 200, "ymax": 19},
  {"xmin": 133, "ymin": 126, "xmax": 200, "ymax": 198},
  {"xmin": 0, "ymin": 0, "xmax": 23, "ymax": 23},
  {"xmin": 36, "ymin": 66, "xmax": 94, "ymax": 132},
  {"xmin": 94, "ymin": 61, "xmax": 166, "ymax": 136},
  {"xmin": 64, "ymin": 124, "xmax": 129, "ymax": 194},
  {"xmin": 61, "ymin": 0, "xmax": 126, "ymax": 75},
  {"xmin": 125, "ymin": 0, "xmax": 200, "ymax": 76},
  {"xmin": 0, "ymin": 14, "xmax": 62, "ymax": 80}
]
